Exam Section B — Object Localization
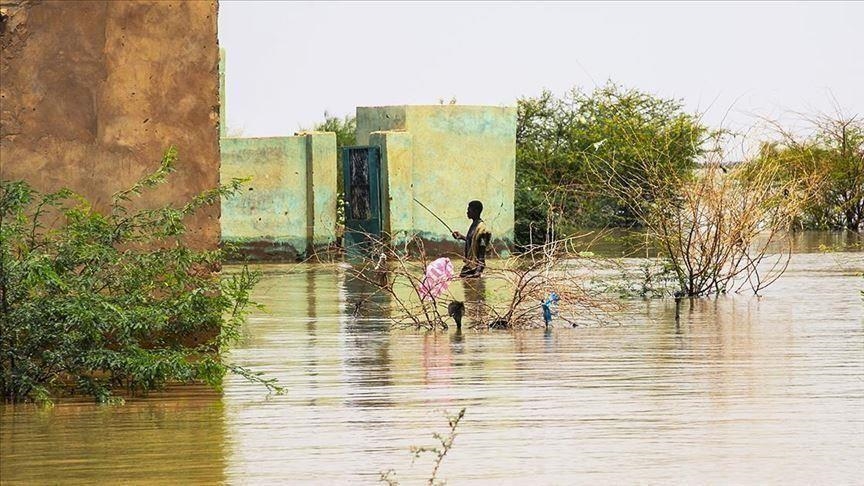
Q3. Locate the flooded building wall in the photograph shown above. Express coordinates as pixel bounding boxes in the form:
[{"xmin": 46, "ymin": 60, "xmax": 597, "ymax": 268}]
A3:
[
  {"xmin": 220, "ymin": 133, "xmax": 337, "ymax": 260},
  {"xmin": 369, "ymin": 131, "xmax": 414, "ymax": 240},
  {"xmin": 0, "ymin": 0, "xmax": 221, "ymax": 249},
  {"xmin": 356, "ymin": 105, "xmax": 516, "ymax": 249}
]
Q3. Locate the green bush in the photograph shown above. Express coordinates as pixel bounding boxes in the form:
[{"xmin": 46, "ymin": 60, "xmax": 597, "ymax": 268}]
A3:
[
  {"xmin": 0, "ymin": 148, "xmax": 277, "ymax": 404},
  {"xmin": 515, "ymin": 82, "xmax": 709, "ymax": 246}
]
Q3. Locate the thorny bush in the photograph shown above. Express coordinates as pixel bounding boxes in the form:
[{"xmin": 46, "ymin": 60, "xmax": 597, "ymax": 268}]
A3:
[{"xmin": 347, "ymin": 233, "xmax": 619, "ymax": 330}]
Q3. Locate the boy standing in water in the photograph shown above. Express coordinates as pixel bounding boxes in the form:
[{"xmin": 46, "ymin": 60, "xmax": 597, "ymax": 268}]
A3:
[{"xmin": 451, "ymin": 200, "xmax": 492, "ymax": 277}]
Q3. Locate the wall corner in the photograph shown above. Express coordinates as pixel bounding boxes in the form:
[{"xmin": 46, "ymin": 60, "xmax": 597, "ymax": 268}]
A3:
[{"xmin": 305, "ymin": 132, "xmax": 337, "ymax": 253}]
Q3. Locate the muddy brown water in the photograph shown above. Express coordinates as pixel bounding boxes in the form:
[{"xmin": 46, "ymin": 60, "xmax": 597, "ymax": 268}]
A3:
[{"xmin": 2, "ymin": 234, "xmax": 862, "ymax": 484}]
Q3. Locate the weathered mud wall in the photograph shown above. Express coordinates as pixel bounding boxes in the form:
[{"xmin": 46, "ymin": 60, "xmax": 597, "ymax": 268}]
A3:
[{"xmin": 0, "ymin": 0, "xmax": 221, "ymax": 248}]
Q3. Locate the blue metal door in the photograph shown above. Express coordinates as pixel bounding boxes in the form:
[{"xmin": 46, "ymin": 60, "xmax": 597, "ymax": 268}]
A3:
[{"xmin": 343, "ymin": 146, "xmax": 382, "ymax": 249}]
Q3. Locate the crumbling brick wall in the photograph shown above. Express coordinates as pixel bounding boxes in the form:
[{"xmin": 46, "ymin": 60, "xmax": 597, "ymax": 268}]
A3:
[{"xmin": 0, "ymin": 0, "xmax": 221, "ymax": 248}]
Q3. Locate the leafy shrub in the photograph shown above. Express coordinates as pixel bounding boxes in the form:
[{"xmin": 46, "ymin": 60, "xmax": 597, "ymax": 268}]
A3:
[
  {"xmin": 515, "ymin": 82, "xmax": 709, "ymax": 246},
  {"xmin": 0, "ymin": 148, "xmax": 278, "ymax": 403}
]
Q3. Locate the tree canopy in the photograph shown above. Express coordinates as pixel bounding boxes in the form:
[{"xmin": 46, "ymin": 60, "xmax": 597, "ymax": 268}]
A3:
[{"xmin": 515, "ymin": 82, "xmax": 709, "ymax": 245}]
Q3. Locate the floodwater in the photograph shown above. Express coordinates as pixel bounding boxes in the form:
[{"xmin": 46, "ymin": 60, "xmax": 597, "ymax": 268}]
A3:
[{"xmin": 2, "ymin": 234, "xmax": 862, "ymax": 485}]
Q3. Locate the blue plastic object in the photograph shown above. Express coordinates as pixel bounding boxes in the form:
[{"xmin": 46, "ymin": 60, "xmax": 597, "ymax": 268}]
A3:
[{"xmin": 542, "ymin": 292, "xmax": 560, "ymax": 325}]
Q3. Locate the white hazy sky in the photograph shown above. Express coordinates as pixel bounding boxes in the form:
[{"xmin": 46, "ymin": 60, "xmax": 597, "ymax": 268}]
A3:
[{"xmin": 219, "ymin": 1, "xmax": 862, "ymax": 144}]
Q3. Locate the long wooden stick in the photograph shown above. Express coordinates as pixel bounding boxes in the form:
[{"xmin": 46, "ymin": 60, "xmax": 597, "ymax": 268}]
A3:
[{"xmin": 413, "ymin": 198, "xmax": 455, "ymax": 233}]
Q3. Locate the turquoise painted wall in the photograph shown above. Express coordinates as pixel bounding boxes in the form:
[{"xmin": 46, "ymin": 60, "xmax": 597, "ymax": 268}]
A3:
[
  {"xmin": 221, "ymin": 136, "xmax": 307, "ymax": 252},
  {"xmin": 357, "ymin": 105, "xmax": 516, "ymax": 247},
  {"xmin": 220, "ymin": 133, "xmax": 336, "ymax": 259},
  {"xmin": 218, "ymin": 53, "xmax": 336, "ymax": 259}
]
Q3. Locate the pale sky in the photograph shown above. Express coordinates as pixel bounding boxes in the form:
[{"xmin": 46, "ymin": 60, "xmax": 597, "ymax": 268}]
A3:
[{"xmin": 219, "ymin": 1, "xmax": 862, "ymax": 148}]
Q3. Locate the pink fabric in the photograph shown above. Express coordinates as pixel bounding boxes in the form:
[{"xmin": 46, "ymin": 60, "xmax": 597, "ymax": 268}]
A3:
[{"xmin": 419, "ymin": 257, "xmax": 454, "ymax": 300}]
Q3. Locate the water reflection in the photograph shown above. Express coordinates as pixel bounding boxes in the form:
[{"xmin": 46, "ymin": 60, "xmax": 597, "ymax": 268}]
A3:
[
  {"xmin": 450, "ymin": 327, "xmax": 465, "ymax": 349},
  {"xmin": 339, "ymin": 265, "xmax": 394, "ymax": 406},
  {"xmin": 463, "ymin": 277, "xmax": 489, "ymax": 326},
  {"xmin": 0, "ymin": 387, "xmax": 226, "ymax": 485}
]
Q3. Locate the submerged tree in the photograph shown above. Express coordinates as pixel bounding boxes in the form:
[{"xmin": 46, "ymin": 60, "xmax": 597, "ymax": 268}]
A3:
[
  {"xmin": 346, "ymin": 231, "xmax": 618, "ymax": 330},
  {"xmin": 0, "ymin": 148, "xmax": 280, "ymax": 404},
  {"xmin": 591, "ymin": 136, "xmax": 810, "ymax": 297}
]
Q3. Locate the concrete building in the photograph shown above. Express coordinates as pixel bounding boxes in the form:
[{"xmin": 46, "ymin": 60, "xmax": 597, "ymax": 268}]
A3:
[
  {"xmin": 0, "ymin": 0, "xmax": 221, "ymax": 249},
  {"xmin": 219, "ymin": 133, "xmax": 337, "ymax": 260},
  {"xmin": 218, "ymin": 50, "xmax": 337, "ymax": 260},
  {"xmin": 356, "ymin": 105, "xmax": 516, "ymax": 252},
  {"xmin": 217, "ymin": 54, "xmax": 514, "ymax": 260}
]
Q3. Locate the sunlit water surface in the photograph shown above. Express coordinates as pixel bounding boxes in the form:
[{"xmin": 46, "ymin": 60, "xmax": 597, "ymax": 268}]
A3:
[{"xmin": 2, "ymin": 235, "xmax": 862, "ymax": 485}]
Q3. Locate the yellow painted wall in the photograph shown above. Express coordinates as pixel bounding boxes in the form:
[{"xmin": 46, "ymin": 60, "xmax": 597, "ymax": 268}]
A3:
[
  {"xmin": 371, "ymin": 131, "xmax": 414, "ymax": 243},
  {"xmin": 357, "ymin": 105, "xmax": 516, "ymax": 248},
  {"xmin": 304, "ymin": 132, "xmax": 338, "ymax": 248}
]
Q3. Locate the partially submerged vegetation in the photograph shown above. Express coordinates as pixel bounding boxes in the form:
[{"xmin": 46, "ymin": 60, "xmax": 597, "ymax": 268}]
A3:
[
  {"xmin": 380, "ymin": 407, "xmax": 466, "ymax": 486},
  {"xmin": 591, "ymin": 136, "xmax": 811, "ymax": 297},
  {"xmin": 513, "ymin": 83, "xmax": 861, "ymax": 298},
  {"xmin": 0, "ymin": 148, "xmax": 281, "ymax": 404},
  {"xmin": 347, "ymin": 232, "xmax": 620, "ymax": 330},
  {"xmin": 514, "ymin": 83, "xmax": 863, "ymax": 241}
]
